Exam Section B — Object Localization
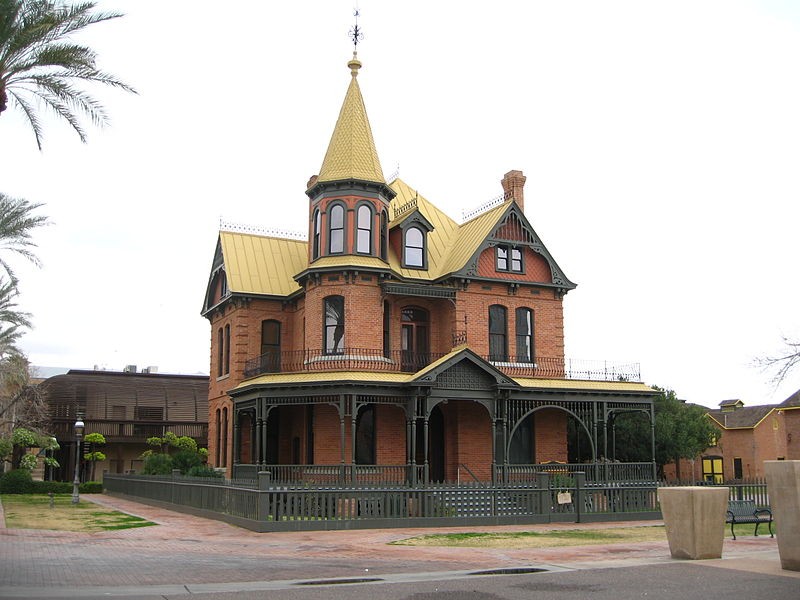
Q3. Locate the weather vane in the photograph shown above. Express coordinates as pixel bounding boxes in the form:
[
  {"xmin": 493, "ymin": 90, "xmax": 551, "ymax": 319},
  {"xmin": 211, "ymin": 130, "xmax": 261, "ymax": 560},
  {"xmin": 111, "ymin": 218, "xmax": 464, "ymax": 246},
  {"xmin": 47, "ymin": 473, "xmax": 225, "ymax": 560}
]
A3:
[{"xmin": 349, "ymin": 8, "xmax": 364, "ymax": 50}]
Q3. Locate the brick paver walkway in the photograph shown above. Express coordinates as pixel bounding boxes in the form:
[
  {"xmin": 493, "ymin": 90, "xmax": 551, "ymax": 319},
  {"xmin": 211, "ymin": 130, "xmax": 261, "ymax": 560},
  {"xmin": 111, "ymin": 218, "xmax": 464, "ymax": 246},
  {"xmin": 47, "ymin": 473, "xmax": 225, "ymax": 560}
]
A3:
[{"xmin": 0, "ymin": 493, "xmax": 792, "ymax": 596}]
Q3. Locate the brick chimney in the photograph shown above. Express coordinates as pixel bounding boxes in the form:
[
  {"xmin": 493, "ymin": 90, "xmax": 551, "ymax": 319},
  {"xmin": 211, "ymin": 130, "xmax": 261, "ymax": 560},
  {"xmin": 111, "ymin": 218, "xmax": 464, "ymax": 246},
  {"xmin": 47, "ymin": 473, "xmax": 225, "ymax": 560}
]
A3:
[{"xmin": 501, "ymin": 170, "xmax": 527, "ymax": 213}]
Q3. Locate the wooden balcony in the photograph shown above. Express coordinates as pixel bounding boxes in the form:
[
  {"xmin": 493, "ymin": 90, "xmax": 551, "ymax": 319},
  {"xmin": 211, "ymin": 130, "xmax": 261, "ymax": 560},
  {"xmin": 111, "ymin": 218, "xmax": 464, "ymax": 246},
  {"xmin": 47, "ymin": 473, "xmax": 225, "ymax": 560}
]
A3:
[{"xmin": 50, "ymin": 419, "xmax": 208, "ymax": 443}]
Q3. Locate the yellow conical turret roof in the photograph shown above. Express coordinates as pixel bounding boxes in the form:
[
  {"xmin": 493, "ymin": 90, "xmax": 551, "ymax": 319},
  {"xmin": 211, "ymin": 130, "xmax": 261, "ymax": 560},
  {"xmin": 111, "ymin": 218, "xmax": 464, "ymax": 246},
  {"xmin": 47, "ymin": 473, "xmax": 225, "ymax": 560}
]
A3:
[{"xmin": 316, "ymin": 53, "xmax": 385, "ymax": 184}]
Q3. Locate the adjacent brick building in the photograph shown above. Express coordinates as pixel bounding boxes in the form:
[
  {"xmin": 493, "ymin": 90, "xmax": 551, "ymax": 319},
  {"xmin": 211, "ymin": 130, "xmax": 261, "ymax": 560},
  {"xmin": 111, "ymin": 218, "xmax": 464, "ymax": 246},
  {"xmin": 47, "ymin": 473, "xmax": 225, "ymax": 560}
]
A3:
[
  {"xmin": 663, "ymin": 391, "xmax": 800, "ymax": 482},
  {"xmin": 202, "ymin": 51, "xmax": 657, "ymax": 484}
]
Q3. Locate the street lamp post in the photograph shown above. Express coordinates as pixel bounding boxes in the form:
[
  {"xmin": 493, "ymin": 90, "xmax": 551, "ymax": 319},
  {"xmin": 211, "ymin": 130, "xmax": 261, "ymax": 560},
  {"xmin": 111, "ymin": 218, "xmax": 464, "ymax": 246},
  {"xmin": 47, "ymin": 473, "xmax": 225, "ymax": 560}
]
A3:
[{"xmin": 71, "ymin": 418, "xmax": 85, "ymax": 505}]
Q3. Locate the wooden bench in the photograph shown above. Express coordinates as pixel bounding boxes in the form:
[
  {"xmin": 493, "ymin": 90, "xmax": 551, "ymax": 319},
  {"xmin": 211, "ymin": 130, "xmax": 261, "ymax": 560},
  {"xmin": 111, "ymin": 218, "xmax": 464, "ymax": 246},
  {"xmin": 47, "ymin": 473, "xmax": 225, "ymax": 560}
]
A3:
[{"xmin": 726, "ymin": 500, "xmax": 773, "ymax": 540}]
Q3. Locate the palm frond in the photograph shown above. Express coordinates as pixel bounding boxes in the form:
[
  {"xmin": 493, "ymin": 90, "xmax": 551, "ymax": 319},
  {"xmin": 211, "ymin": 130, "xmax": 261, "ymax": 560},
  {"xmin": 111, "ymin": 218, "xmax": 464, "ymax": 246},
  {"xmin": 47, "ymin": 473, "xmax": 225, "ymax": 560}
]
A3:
[
  {"xmin": 7, "ymin": 87, "xmax": 43, "ymax": 148},
  {"xmin": 0, "ymin": 193, "xmax": 49, "ymax": 278},
  {"xmin": 0, "ymin": 0, "xmax": 135, "ymax": 148}
]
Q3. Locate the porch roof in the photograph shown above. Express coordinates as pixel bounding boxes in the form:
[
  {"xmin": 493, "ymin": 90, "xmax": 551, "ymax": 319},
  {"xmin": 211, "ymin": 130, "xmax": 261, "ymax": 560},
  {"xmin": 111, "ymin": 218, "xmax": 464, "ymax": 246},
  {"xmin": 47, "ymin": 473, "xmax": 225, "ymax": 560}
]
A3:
[
  {"xmin": 512, "ymin": 378, "xmax": 656, "ymax": 393},
  {"xmin": 232, "ymin": 369, "xmax": 654, "ymax": 394}
]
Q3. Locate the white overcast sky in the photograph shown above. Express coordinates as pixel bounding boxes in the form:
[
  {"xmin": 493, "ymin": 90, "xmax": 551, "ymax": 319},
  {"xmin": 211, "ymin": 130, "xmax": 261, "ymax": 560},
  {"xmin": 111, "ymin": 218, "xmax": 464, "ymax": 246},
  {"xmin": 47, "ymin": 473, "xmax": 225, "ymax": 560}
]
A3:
[{"xmin": 2, "ymin": 0, "xmax": 800, "ymax": 408}]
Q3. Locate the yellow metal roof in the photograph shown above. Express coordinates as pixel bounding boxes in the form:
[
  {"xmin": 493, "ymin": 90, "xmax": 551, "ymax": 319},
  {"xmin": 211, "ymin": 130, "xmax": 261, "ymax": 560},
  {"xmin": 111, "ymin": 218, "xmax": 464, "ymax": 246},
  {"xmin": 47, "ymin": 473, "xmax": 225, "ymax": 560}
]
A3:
[
  {"xmin": 219, "ymin": 231, "xmax": 307, "ymax": 297},
  {"xmin": 317, "ymin": 56, "xmax": 385, "ymax": 184},
  {"xmin": 236, "ymin": 371, "xmax": 413, "ymax": 389},
  {"xmin": 386, "ymin": 178, "xmax": 509, "ymax": 281},
  {"xmin": 513, "ymin": 378, "xmax": 657, "ymax": 393}
]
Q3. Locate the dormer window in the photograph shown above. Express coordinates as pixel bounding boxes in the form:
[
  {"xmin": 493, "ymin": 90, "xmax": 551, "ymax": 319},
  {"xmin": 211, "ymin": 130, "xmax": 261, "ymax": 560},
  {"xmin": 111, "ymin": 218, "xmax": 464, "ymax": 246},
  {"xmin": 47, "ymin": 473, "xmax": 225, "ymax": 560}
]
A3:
[
  {"xmin": 356, "ymin": 204, "xmax": 373, "ymax": 254},
  {"xmin": 496, "ymin": 245, "xmax": 523, "ymax": 273},
  {"xmin": 328, "ymin": 204, "xmax": 345, "ymax": 254},
  {"xmin": 404, "ymin": 226, "xmax": 425, "ymax": 268}
]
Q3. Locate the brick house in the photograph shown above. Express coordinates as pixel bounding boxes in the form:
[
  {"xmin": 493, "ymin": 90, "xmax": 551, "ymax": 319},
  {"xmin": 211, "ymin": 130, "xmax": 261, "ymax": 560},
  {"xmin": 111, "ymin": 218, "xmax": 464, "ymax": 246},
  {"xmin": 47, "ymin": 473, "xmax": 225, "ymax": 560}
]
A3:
[
  {"xmin": 663, "ymin": 391, "xmax": 800, "ymax": 482},
  {"xmin": 202, "ymin": 52, "xmax": 657, "ymax": 485}
]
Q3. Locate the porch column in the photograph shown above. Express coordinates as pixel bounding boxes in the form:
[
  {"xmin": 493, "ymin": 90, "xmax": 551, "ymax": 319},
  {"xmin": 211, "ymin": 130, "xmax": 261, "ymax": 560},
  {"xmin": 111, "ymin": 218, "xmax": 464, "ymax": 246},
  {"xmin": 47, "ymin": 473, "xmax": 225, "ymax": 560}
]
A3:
[
  {"xmin": 350, "ymin": 395, "xmax": 357, "ymax": 485},
  {"xmin": 408, "ymin": 417, "xmax": 418, "ymax": 485},
  {"xmin": 650, "ymin": 403, "xmax": 657, "ymax": 480},
  {"xmin": 232, "ymin": 408, "xmax": 240, "ymax": 465},
  {"xmin": 255, "ymin": 417, "xmax": 264, "ymax": 471},
  {"xmin": 423, "ymin": 416, "xmax": 430, "ymax": 485},
  {"xmin": 338, "ymin": 395, "xmax": 346, "ymax": 483}
]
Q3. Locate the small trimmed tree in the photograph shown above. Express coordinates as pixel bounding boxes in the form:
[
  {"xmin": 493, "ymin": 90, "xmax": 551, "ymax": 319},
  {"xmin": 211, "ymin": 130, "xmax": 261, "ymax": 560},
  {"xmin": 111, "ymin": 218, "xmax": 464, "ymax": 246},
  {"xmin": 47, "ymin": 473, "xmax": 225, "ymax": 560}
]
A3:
[
  {"xmin": 83, "ymin": 432, "xmax": 106, "ymax": 481},
  {"xmin": 141, "ymin": 432, "xmax": 208, "ymax": 475}
]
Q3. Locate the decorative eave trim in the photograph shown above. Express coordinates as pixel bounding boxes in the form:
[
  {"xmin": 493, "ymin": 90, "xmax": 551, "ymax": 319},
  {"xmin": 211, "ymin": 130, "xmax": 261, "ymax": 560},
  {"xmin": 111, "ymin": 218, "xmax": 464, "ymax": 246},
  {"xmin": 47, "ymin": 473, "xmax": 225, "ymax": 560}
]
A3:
[{"xmin": 306, "ymin": 178, "xmax": 396, "ymax": 201}]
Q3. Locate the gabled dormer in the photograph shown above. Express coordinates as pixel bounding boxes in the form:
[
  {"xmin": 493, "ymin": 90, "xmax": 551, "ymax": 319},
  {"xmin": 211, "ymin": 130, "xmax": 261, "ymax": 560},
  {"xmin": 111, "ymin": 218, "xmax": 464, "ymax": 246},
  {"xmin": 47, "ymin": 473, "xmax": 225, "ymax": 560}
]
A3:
[
  {"xmin": 305, "ymin": 54, "xmax": 395, "ymax": 267},
  {"xmin": 458, "ymin": 200, "xmax": 576, "ymax": 294},
  {"xmin": 390, "ymin": 198, "xmax": 435, "ymax": 270}
]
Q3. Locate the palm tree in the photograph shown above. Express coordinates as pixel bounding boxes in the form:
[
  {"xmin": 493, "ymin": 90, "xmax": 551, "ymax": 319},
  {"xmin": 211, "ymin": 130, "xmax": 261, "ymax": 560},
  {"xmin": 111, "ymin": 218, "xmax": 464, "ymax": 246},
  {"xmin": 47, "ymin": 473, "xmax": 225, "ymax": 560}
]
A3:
[
  {"xmin": 0, "ymin": 0, "xmax": 136, "ymax": 149},
  {"xmin": 0, "ymin": 193, "xmax": 48, "ymax": 284}
]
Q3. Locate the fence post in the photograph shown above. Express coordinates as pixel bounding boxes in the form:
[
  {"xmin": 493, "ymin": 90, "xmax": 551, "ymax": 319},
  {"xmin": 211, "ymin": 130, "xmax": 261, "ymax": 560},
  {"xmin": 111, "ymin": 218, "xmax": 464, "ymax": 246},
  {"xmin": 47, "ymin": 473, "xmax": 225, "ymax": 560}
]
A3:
[
  {"xmin": 171, "ymin": 469, "xmax": 180, "ymax": 504},
  {"xmin": 575, "ymin": 472, "xmax": 585, "ymax": 523},
  {"xmin": 258, "ymin": 471, "xmax": 271, "ymax": 521},
  {"xmin": 536, "ymin": 472, "xmax": 550, "ymax": 519}
]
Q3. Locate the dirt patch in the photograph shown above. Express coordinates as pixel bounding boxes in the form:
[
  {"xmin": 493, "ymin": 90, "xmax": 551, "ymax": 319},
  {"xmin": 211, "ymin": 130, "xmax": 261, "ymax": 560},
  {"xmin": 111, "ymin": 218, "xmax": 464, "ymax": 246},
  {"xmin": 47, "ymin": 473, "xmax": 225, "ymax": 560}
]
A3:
[
  {"xmin": 392, "ymin": 526, "xmax": 668, "ymax": 549},
  {"xmin": 1, "ymin": 494, "xmax": 156, "ymax": 532}
]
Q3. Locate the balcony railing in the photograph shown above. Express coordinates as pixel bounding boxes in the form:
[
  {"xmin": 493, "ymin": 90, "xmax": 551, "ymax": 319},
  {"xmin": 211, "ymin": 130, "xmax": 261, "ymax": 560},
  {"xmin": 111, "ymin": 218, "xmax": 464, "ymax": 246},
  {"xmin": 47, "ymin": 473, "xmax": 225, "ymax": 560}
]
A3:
[
  {"xmin": 49, "ymin": 419, "xmax": 208, "ymax": 442},
  {"xmin": 243, "ymin": 348, "xmax": 641, "ymax": 382}
]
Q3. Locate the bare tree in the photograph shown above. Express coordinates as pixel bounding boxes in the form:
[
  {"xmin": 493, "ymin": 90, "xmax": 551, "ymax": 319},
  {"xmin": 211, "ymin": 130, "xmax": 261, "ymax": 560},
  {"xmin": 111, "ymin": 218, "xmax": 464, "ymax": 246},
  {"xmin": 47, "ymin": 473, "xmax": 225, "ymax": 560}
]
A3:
[{"xmin": 756, "ymin": 335, "xmax": 800, "ymax": 388}]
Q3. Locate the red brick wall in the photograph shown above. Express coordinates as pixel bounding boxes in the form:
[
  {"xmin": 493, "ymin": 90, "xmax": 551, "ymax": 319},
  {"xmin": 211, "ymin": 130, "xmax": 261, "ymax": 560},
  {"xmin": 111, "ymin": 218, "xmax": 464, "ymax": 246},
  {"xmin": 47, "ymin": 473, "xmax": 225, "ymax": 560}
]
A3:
[
  {"xmin": 376, "ymin": 405, "xmax": 407, "ymax": 464},
  {"xmin": 533, "ymin": 408, "xmax": 567, "ymax": 463},
  {"xmin": 456, "ymin": 285, "xmax": 565, "ymax": 361},
  {"xmin": 476, "ymin": 246, "xmax": 552, "ymax": 282},
  {"xmin": 439, "ymin": 400, "xmax": 493, "ymax": 481}
]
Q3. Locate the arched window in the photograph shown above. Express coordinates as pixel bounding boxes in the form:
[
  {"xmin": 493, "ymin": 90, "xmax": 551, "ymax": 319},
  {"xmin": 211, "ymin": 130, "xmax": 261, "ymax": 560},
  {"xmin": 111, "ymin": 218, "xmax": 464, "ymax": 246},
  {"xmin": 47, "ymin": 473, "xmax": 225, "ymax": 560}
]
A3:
[
  {"xmin": 515, "ymin": 308, "xmax": 534, "ymax": 363},
  {"xmin": 217, "ymin": 328, "xmax": 224, "ymax": 377},
  {"xmin": 260, "ymin": 320, "xmax": 281, "ymax": 373},
  {"xmin": 380, "ymin": 210, "xmax": 388, "ymax": 260},
  {"xmin": 383, "ymin": 301, "xmax": 391, "ymax": 357},
  {"xmin": 221, "ymin": 406, "xmax": 228, "ymax": 468},
  {"xmin": 215, "ymin": 408, "xmax": 221, "ymax": 465},
  {"xmin": 404, "ymin": 226, "xmax": 424, "ymax": 268},
  {"xmin": 223, "ymin": 324, "xmax": 231, "ymax": 375},
  {"xmin": 312, "ymin": 209, "xmax": 321, "ymax": 259},
  {"xmin": 324, "ymin": 295, "xmax": 345, "ymax": 355},
  {"xmin": 328, "ymin": 204, "xmax": 345, "ymax": 254},
  {"xmin": 401, "ymin": 306, "xmax": 429, "ymax": 371},
  {"xmin": 356, "ymin": 204, "xmax": 372, "ymax": 254},
  {"xmin": 489, "ymin": 305, "xmax": 507, "ymax": 362}
]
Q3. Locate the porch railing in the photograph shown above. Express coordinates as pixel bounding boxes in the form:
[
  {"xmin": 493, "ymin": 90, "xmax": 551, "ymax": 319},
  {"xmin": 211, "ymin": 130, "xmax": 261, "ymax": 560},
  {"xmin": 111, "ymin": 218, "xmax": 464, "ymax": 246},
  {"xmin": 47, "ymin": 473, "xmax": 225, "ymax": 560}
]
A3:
[
  {"xmin": 243, "ymin": 347, "xmax": 641, "ymax": 382},
  {"xmin": 231, "ymin": 461, "xmax": 655, "ymax": 487},
  {"xmin": 233, "ymin": 463, "xmax": 426, "ymax": 487},
  {"xmin": 497, "ymin": 462, "xmax": 658, "ymax": 485}
]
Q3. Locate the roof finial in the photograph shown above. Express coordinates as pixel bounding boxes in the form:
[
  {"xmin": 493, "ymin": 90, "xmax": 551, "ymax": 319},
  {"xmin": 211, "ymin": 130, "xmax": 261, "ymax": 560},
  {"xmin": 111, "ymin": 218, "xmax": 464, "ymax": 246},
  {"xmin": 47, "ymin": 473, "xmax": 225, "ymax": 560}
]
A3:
[{"xmin": 348, "ymin": 7, "xmax": 363, "ymax": 77}]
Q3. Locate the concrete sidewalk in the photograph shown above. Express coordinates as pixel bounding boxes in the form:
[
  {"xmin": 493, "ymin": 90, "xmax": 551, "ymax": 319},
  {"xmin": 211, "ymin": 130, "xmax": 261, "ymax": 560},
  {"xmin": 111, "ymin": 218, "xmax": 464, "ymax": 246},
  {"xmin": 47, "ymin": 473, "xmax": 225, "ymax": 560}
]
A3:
[{"xmin": 0, "ymin": 493, "xmax": 795, "ymax": 599}]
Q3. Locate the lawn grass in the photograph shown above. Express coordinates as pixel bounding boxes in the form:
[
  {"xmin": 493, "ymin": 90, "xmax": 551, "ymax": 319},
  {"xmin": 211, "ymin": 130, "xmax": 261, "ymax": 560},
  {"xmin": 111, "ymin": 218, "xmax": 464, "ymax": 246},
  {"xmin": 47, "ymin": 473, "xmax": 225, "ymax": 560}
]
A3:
[
  {"xmin": 392, "ymin": 523, "xmax": 771, "ymax": 548},
  {"xmin": 1, "ymin": 494, "xmax": 156, "ymax": 532}
]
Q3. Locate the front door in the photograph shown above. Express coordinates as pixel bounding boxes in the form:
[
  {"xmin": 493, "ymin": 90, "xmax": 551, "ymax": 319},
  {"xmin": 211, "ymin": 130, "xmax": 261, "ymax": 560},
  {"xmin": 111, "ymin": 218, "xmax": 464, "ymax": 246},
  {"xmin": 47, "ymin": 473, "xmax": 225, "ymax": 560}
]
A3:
[{"xmin": 401, "ymin": 307, "xmax": 429, "ymax": 372}]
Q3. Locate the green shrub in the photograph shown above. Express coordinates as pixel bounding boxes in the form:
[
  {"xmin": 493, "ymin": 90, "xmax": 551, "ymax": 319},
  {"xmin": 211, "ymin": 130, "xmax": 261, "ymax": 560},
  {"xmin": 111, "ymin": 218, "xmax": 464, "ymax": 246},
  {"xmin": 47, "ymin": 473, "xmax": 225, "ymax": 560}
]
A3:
[
  {"xmin": 186, "ymin": 465, "xmax": 223, "ymax": 478},
  {"xmin": 172, "ymin": 449, "xmax": 202, "ymax": 474},
  {"xmin": 30, "ymin": 480, "xmax": 70, "ymax": 493},
  {"xmin": 142, "ymin": 453, "xmax": 173, "ymax": 475},
  {"xmin": 79, "ymin": 481, "xmax": 103, "ymax": 493},
  {"xmin": 0, "ymin": 469, "xmax": 33, "ymax": 493}
]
